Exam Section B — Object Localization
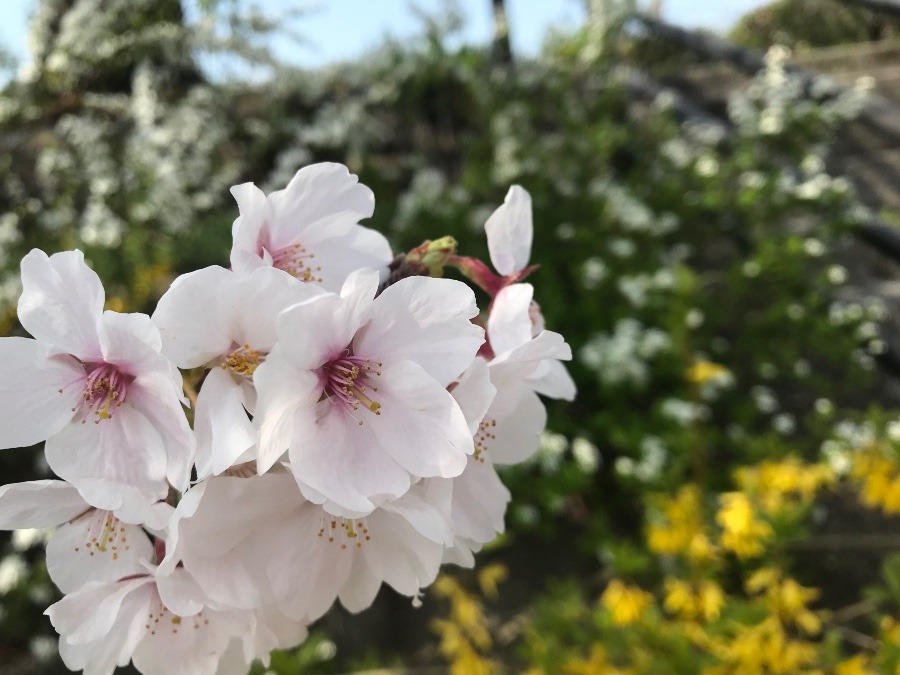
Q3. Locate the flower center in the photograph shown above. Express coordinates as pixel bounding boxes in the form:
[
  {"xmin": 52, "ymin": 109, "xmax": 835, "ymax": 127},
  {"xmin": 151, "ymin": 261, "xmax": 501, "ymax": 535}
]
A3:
[
  {"xmin": 70, "ymin": 508, "xmax": 131, "ymax": 560},
  {"xmin": 268, "ymin": 242, "xmax": 322, "ymax": 283},
  {"xmin": 145, "ymin": 595, "xmax": 209, "ymax": 636},
  {"xmin": 223, "ymin": 343, "xmax": 262, "ymax": 377},
  {"xmin": 474, "ymin": 417, "xmax": 497, "ymax": 462},
  {"xmin": 317, "ymin": 515, "xmax": 372, "ymax": 551},
  {"xmin": 75, "ymin": 363, "xmax": 132, "ymax": 423},
  {"xmin": 322, "ymin": 351, "xmax": 382, "ymax": 421}
]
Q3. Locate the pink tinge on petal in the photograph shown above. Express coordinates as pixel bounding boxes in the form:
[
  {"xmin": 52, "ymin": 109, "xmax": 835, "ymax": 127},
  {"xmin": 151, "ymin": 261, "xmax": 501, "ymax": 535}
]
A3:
[{"xmin": 72, "ymin": 363, "xmax": 134, "ymax": 424}]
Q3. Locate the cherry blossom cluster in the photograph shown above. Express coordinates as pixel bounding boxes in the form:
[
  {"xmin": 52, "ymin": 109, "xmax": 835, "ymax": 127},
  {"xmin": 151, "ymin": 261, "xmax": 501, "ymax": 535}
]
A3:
[{"xmin": 0, "ymin": 163, "xmax": 574, "ymax": 674}]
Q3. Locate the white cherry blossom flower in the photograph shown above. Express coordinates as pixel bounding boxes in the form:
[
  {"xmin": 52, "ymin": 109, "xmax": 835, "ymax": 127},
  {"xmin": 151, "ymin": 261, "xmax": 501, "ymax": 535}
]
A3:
[
  {"xmin": 0, "ymin": 250, "xmax": 194, "ymax": 498},
  {"xmin": 46, "ymin": 564, "xmax": 254, "ymax": 675},
  {"xmin": 152, "ymin": 266, "xmax": 323, "ymax": 477},
  {"xmin": 489, "ymin": 283, "xmax": 576, "ymax": 403},
  {"xmin": 0, "ymin": 479, "xmax": 166, "ymax": 594},
  {"xmin": 161, "ymin": 470, "xmax": 452, "ymax": 623},
  {"xmin": 229, "ymin": 163, "xmax": 392, "ymax": 292},
  {"xmin": 253, "ymin": 268, "xmax": 483, "ymax": 516}
]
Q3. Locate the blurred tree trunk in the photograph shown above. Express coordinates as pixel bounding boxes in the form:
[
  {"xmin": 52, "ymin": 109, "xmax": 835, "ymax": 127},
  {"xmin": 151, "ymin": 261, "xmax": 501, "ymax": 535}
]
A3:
[{"xmin": 491, "ymin": 0, "xmax": 513, "ymax": 65}]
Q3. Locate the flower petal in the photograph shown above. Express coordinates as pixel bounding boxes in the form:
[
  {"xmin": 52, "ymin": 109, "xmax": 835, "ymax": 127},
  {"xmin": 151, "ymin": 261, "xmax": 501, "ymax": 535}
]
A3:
[
  {"xmin": 229, "ymin": 182, "xmax": 269, "ymax": 274},
  {"xmin": 359, "ymin": 276, "xmax": 483, "ymax": 386},
  {"xmin": 0, "ymin": 480, "xmax": 87, "ymax": 529},
  {"xmin": 18, "ymin": 249, "xmax": 104, "ymax": 360},
  {"xmin": 487, "ymin": 283, "xmax": 534, "ymax": 356},
  {"xmin": 485, "ymin": 185, "xmax": 533, "ymax": 276},
  {"xmin": 45, "ymin": 402, "xmax": 170, "ymax": 501},
  {"xmin": 194, "ymin": 368, "xmax": 257, "ymax": 478},
  {"xmin": 289, "ymin": 398, "xmax": 412, "ymax": 517},
  {"xmin": 370, "ymin": 360, "xmax": 473, "ymax": 479},
  {"xmin": 0, "ymin": 337, "xmax": 83, "ymax": 449},
  {"xmin": 253, "ymin": 354, "xmax": 320, "ymax": 475},
  {"xmin": 46, "ymin": 577, "xmax": 153, "ymax": 645},
  {"xmin": 266, "ymin": 163, "xmax": 375, "ymax": 247}
]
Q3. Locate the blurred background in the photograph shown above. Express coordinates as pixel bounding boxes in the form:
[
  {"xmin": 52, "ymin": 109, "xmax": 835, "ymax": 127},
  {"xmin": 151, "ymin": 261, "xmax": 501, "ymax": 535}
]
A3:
[{"xmin": 1, "ymin": 0, "xmax": 900, "ymax": 673}]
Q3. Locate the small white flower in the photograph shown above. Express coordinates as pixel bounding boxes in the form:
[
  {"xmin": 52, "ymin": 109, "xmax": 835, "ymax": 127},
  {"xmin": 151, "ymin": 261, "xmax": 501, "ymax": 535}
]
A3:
[
  {"xmin": 814, "ymin": 398, "xmax": 834, "ymax": 416},
  {"xmin": 827, "ymin": 265, "xmax": 848, "ymax": 285}
]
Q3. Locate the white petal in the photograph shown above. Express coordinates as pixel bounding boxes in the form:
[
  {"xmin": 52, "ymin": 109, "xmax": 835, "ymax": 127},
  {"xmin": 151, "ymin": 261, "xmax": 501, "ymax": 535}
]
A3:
[
  {"xmin": 74, "ymin": 480, "xmax": 172, "ymax": 530},
  {"xmin": 156, "ymin": 568, "xmax": 205, "ymax": 617},
  {"xmin": 359, "ymin": 276, "xmax": 483, "ymax": 386},
  {"xmin": 266, "ymin": 163, "xmax": 375, "ymax": 247},
  {"xmin": 131, "ymin": 604, "xmax": 250, "ymax": 675},
  {"xmin": 382, "ymin": 480, "xmax": 454, "ymax": 546},
  {"xmin": 362, "ymin": 509, "xmax": 443, "ymax": 598},
  {"xmin": 0, "ymin": 480, "xmax": 87, "ymax": 529},
  {"xmin": 370, "ymin": 360, "xmax": 472, "ymax": 479},
  {"xmin": 253, "ymin": 354, "xmax": 320, "ymax": 475},
  {"xmin": 97, "ymin": 311, "xmax": 163, "ymax": 370},
  {"xmin": 449, "ymin": 457, "xmax": 510, "ymax": 545},
  {"xmin": 263, "ymin": 505, "xmax": 353, "ymax": 621},
  {"xmin": 55, "ymin": 580, "xmax": 153, "ymax": 673},
  {"xmin": 272, "ymin": 292, "xmax": 360, "ymax": 372},
  {"xmin": 46, "ymin": 576, "xmax": 152, "ymax": 645},
  {"xmin": 299, "ymin": 225, "xmax": 392, "ymax": 293},
  {"xmin": 229, "ymin": 182, "xmax": 269, "ymax": 274},
  {"xmin": 153, "ymin": 265, "xmax": 324, "ymax": 369},
  {"xmin": 289, "ymin": 398, "xmax": 412, "ymax": 517},
  {"xmin": 0, "ymin": 338, "xmax": 83, "ymax": 449},
  {"xmin": 485, "ymin": 185, "xmax": 533, "ymax": 276},
  {"xmin": 129, "ymin": 373, "xmax": 196, "ymax": 492},
  {"xmin": 18, "ymin": 249, "xmax": 104, "ymax": 360},
  {"xmin": 47, "ymin": 511, "xmax": 154, "ymax": 593},
  {"xmin": 194, "ymin": 368, "xmax": 256, "ymax": 478},
  {"xmin": 450, "ymin": 357, "xmax": 496, "ymax": 435},
  {"xmin": 485, "ymin": 388, "xmax": 547, "ymax": 465},
  {"xmin": 488, "ymin": 283, "xmax": 534, "ymax": 356},
  {"xmin": 529, "ymin": 358, "xmax": 577, "ymax": 401},
  {"xmin": 45, "ymin": 402, "xmax": 170, "ymax": 501},
  {"xmin": 338, "ymin": 554, "xmax": 382, "ymax": 613}
]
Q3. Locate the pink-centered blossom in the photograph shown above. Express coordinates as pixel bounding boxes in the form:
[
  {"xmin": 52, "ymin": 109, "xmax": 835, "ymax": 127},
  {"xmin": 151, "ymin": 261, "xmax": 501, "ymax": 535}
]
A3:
[
  {"xmin": 152, "ymin": 266, "xmax": 323, "ymax": 477},
  {"xmin": 230, "ymin": 163, "xmax": 392, "ymax": 292},
  {"xmin": 253, "ymin": 268, "xmax": 483, "ymax": 517},
  {"xmin": 0, "ymin": 250, "xmax": 194, "ymax": 499}
]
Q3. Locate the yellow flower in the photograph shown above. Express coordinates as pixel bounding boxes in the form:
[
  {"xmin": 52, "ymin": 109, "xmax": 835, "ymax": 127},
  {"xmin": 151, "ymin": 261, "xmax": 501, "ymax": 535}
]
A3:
[
  {"xmin": 663, "ymin": 577, "xmax": 724, "ymax": 622},
  {"xmin": 686, "ymin": 360, "xmax": 731, "ymax": 386},
  {"xmin": 851, "ymin": 444, "xmax": 900, "ymax": 515},
  {"xmin": 600, "ymin": 579, "xmax": 654, "ymax": 626},
  {"xmin": 716, "ymin": 492, "xmax": 773, "ymax": 558},
  {"xmin": 647, "ymin": 486, "xmax": 718, "ymax": 563},
  {"xmin": 736, "ymin": 457, "xmax": 835, "ymax": 514},
  {"xmin": 834, "ymin": 654, "xmax": 872, "ymax": 675}
]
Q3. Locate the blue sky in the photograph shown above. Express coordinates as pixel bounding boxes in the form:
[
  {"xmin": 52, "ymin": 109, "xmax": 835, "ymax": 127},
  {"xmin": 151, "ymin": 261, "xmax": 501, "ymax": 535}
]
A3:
[{"xmin": 0, "ymin": 1, "xmax": 767, "ymax": 71}]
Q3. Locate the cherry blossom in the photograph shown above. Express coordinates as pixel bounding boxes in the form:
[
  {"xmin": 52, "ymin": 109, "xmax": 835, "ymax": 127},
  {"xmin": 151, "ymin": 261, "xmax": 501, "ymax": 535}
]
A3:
[
  {"xmin": 229, "ymin": 162, "xmax": 392, "ymax": 292},
  {"xmin": 160, "ymin": 470, "xmax": 452, "ymax": 623},
  {"xmin": 152, "ymin": 265, "xmax": 323, "ymax": 477},
  {"xmin": 0, "ymin": 249, "xmax": 194, "ymax": 499},
  {"xmin": 0, "ymin": 168, "xmax": 574, "ymax": 674},
  {"xmin": 253, "ymin": 268, "xmax": 483, "ymax": 516}
]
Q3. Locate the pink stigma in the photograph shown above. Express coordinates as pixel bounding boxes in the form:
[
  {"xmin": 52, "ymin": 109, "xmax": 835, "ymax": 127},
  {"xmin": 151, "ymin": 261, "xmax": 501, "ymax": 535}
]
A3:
[
  {"xmin": 74, "ymin": 363, "xmax": 132, "ymax": 423},
  {"xmin": 321, "ymin": 351, "xmax": 382, "ymax": 420}
]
